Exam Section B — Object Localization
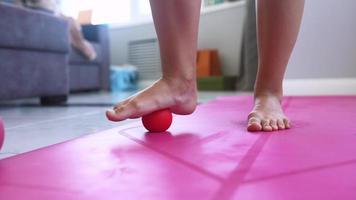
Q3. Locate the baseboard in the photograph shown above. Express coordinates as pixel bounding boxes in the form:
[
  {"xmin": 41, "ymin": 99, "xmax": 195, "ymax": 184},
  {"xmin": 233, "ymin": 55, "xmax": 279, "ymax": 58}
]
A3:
[
  {"xmin": 138, "ymin": 78, "xmax": 356, "ymax": 95},
  {"xmin": 284, "ymin": 78, "xmax": 356, "ymax": 95}
]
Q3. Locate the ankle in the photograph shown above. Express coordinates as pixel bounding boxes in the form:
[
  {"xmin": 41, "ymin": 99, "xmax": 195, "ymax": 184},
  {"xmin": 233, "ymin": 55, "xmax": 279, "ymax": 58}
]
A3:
[
  {"xmin": 161, "ymin": 61, "xmax": 196, "ymax": 86},
  {"xmin": 254, "ymin": 90, "xmax": 283, "ymax": 103},
  {"xmin": 160, "ymin": 77, "xmax": 197, "ymax": 104},
  {"xmin": 162, "ymin": 75, "xmax": 196, "ymax": 90}
]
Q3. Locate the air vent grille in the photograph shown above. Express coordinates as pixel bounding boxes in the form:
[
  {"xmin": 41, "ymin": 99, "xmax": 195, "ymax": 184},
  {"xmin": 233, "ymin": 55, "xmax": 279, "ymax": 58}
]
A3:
[{"xmin": 128, "ymin": 39, "xmax": 161, "ymax": 80}]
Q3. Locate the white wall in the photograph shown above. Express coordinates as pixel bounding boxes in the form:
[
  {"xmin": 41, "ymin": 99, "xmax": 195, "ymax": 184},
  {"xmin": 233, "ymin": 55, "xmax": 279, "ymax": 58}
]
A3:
[
  {"xmin": 286, "ymin": 0, "xmax": 356, "ymax": 79},
  {"xmin": 109, "ymin": 0, "xmax": 356, "ymax": 80},
  {"xmin": 109, "ymin": 2, "xmax": 246, "ymax": 76},
  {"xmin": 198, "ymin": 2, "xmax": 246, "ymax": 75}
]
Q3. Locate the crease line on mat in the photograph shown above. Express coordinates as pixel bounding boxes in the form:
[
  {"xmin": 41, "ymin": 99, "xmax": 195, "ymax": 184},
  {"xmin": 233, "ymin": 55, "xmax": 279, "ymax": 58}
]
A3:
[
  {"xmin": 210, "ymin": 134, "xmax": 271, "ymax": 200},
  {"xmin": 118, "ymin": 96, "xmax": 294, "ymax": 199},
  {"xmin": 210, "ymin": 95, "xmax": 293, "ymax": 200},
  {"xmin": 119, "ymin": 127, "xmax": 225, "ymax": 182},
  {"xmin": 244, "ymin": 158, "xmax": 356, "ymax": 184}
]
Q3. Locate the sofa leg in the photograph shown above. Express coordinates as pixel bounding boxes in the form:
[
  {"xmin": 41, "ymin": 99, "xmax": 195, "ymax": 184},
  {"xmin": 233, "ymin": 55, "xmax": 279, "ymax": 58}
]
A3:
[{"xmin": 40, "ymin": 95, "xmax": 68, "ymax": 106}]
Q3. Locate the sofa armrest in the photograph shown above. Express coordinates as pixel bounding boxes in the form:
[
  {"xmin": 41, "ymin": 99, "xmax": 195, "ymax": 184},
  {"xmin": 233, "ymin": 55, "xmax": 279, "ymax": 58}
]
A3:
[
  {"xmin": 81, "ymin": 24, "xmax": 108, "ymax": 43},
  {"xmin": 82, "ymin": 24, "xmax": 110, "ymax": 90}
]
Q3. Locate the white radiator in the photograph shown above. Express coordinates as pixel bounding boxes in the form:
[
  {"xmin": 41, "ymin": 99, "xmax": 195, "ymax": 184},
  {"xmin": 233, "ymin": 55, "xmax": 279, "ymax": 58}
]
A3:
[{"xmin": 128, "ymin": 39, "xmax": 161, "ymax": 80}]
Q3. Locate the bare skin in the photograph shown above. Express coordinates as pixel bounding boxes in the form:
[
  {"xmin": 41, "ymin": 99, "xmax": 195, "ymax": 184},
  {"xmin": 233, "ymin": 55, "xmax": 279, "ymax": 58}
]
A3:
[
  {"xmin": 106, "ymin": 0, "xmax": 201, "ymax": 121},
  {"xmin": 107, "ymin": 0, "xmax": 305, "ymax": 133},
  {"xmin": 247, "ymin": 0, "xmax": 305, "ymax": 132},
  {"xmin": 106, "ymin": 77, "xmax": 197, "ymax": 121},
  {"xmin": 65, "ymin": 16, "xmax": 97, "ymax": 61}
]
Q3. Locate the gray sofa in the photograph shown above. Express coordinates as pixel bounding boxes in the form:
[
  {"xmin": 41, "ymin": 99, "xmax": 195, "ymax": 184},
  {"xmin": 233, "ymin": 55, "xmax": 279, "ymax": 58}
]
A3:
[
  {"xmin": 0, "ymin": 3, "xmax": 70, "ymax": 104},
  {"xmin": 0, "ymin": 3, "xmax": 110, "ymax": 104},
  {"xmin": 69, "ymin": 25, "xmax": 110, "ymax": 92}
]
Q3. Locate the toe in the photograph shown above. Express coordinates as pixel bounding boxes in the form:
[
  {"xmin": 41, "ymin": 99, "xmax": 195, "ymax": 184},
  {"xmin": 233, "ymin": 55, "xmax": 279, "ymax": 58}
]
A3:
[
  {"xmin": 113, "ymin": 98, "xmax": 131, "ymax": 110},
  {"xmin": 106, "ymin": 110, "xmax": 121, "ymax": 121},
  {"xmin": 247, "ymin": 117, "xmax": 262, "ymax": 132},
  {"xmin": 277, "ymin": 119, "xmax": 285, "ymax": 130},
  {"xmin": 283, "ymin": 118, "xmax": 291, "ymax": 129},
  {"xmin": 107, "ymin": 100, "xmax": 148, "ymax": 121},
  {"xmin": 262, "ymin": 119, "xmax": 272, "ymax": 132},
  {"xmin": 270, "ymin": 120, "xmax": 278, "ymax": 131}
]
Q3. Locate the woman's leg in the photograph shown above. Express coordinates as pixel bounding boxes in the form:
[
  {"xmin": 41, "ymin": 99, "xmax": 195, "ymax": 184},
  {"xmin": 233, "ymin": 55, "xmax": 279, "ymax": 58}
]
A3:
[
  {"xmin": 106, "ymin": 0, "xmax": 201, "ymax": 121},
  {"xmin": 248, "ymin": 0, "xmax": 305, "ymax": 131},
  {"xmin": 64, "ymin": 16, "xmax": 97, "ymax": 61}
]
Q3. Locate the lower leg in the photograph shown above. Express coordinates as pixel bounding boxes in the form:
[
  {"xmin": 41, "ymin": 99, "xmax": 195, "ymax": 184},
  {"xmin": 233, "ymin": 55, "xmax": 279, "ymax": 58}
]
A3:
[
  {"xmin": 106, "ymin": 0, "xmax": 201, "ymax": 121},
  {"xmin": 248, "ymin": 0, "xmax": 305, "ymax": 132}
]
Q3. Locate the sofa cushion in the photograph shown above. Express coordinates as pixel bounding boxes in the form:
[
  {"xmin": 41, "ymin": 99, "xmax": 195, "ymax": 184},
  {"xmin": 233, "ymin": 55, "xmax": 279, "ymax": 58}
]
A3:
[
  {"xmin": 0, "ymin": 3, "xmax": 69, "ymax": 53},
  {"xmin": 0, "ymin": 48, "xmax": 69, "ymax": 100},
  {"xmin": 68, "ymin": 42, "xmax": 102, "ymax": 65},
  {"xmin": 69, "ymin": 64, "xmax": 100, "ymax": 91}
]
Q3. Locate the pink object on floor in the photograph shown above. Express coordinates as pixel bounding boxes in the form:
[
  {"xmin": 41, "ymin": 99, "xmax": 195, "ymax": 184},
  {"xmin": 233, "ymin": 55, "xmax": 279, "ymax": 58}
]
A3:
[
  {"xmin": 0, "ymin": 117, "xmax": 4, "ymax": 150},
  {"xmin": 1, "ymin": 96, "xmax": 356, "ymax": 200}
]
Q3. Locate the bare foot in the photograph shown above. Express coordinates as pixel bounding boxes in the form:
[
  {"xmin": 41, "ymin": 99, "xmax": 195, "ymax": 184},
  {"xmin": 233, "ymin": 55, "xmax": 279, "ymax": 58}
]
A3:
[
  {"xmin": 247, "ymin": 95, "xmax": 290, "ymax": 132},
  {"xmin": 106, "ymin": 78, "xmax": 197, "ymax": 121}
]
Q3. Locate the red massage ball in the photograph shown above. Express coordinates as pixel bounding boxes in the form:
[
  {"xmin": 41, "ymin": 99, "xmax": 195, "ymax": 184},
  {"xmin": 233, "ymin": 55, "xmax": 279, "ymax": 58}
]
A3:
[
  {"xmin": 142, "ymin": 109, "xmax": 173, "ymax": 132},
  {"xmin": 0, "ymin": 117, "xmax": 4, "ymax": 150}
]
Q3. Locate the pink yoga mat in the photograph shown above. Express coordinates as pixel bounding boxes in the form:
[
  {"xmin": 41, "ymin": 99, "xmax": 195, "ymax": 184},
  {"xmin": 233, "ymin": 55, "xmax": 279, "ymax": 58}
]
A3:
[{"xmin": 0, "ymin": 96, "xmax": 356, "ymax": 200}]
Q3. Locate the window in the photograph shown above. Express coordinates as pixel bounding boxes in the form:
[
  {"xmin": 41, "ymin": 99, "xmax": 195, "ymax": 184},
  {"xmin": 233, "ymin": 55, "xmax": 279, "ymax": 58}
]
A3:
[
  {"xmin": 92, "ymin": 0, "xmax": 131, "ymax": 24},
  {"xmin": 138, "ymin": 0, "xmax": 151, "ymax": 16},
  {"xmin": 60, "ymin": 0, "xmax": 152, "ymax": 25}
]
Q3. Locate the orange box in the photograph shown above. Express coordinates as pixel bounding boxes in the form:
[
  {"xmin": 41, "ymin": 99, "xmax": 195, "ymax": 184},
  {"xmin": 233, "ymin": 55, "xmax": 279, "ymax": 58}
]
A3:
[{"xmin": 196, "ymin": 49, "xmax": 221, "ymax": 77}]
